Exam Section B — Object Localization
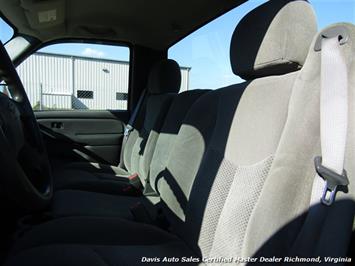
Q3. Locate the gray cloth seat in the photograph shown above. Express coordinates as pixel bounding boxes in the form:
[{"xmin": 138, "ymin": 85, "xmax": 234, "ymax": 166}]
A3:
[
  {"xmin": 54, "ymin": 165, "xmax": 134, "ymax": 196},
  {"xmin": 53, "ymin": 190, "xmax": 138, "ymax": 219},
  {"xmin": 8, "ymin": 217, "xmax": 196, "ymax": 266},
  {"xmin": 54, "ymin": 59, "xmax": 182, "ymax": 194},
  {"xmin": 51, "ymin": 89, "xmax": 209, "ymax": 218},
  {"xmin": 8, "ymin": 1, "xmax": 355, "ymax": 265}
]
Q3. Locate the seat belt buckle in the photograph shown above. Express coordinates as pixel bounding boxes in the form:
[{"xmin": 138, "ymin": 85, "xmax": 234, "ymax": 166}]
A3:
[
  {"xmin": 124, "ymin": 125, "xmax": 133, "ymax": 138},
  {"xmin": 314, "ymin": 156, "xmax": 349, "ymax": 206},
  {"xmin": 128, "ymin": 173, "xmax": 143, "ymax": 189}
]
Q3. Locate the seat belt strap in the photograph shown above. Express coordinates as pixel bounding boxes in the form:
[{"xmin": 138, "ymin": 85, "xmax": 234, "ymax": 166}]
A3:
[
  {"xmin": 311, "ymin": 35, "xmax": 349, "ymax": 206},
  {"xmin": 127, "ymin": 89, "xmax": 147, "ymax": 131},
  {"xmin": 119, "ymin": 89, "xmax": 147, "ymax": 168}
]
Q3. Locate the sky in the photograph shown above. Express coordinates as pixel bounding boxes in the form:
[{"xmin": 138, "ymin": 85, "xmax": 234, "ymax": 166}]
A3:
[{"xmin": 1, "ymin": 0, "xmax": 355, "ymax": 90}]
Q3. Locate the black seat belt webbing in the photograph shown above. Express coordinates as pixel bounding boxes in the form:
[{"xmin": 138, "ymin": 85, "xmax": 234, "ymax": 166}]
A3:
[{"xmin": 119, "ymin": 89, "xmax": 147, "ymax": 168}]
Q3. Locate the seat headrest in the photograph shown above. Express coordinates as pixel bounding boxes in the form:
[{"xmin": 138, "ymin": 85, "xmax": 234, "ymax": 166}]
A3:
[
  {"xmin": 230, "ymin": 0, "xmax": 317, "ymax": 80},
  {"xmin": 147, "ymin": 59, "xmax": 181, "ymax": 94}
]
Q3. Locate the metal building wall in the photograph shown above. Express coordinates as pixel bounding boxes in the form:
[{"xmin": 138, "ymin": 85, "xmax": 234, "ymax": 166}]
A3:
[
  {"xmin": 16, "ymin": 52, "xmax": 190, "ymax": 110},
  {"xmin": 16, "ymin": 53, "xmax": 72, "ymax": 110},
  {"xmin": 73, "ymin": 57, "xmax": 129, "ymax": 110}
]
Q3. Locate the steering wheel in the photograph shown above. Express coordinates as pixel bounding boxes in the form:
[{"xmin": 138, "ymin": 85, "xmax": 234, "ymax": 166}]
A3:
[{"xmin": 0, "ymin": 42, "xmax": 52, "ymax": 212}]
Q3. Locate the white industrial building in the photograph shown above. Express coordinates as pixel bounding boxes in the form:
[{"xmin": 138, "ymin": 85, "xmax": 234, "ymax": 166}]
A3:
[{"xmin": 16, "ymin": 52, "xmax": 190, "ymax": 110}]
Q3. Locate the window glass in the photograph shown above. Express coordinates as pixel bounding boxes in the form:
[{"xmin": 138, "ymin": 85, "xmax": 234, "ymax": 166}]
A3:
[
  {"xmin": 116, "ymin": 92, "xmax": 128, "ymax": 101},
  {"xmin": 17, "ymin": 43, "xmax": 130, "ymax": 111},
  {"xmin": 77, "ymin": 90, "xmax": 94, "ymax": 99},
  {"xmin": 0, "ymin": 17, "xmax": 14, "ymax": 44},
  {"xmin": 169, "ymin": 0, "xmax": 355, "ymax": 90},
  {"xmin": 0, "ymin": 81, "xmax": 11, "ymax": 97},
  {"xmin": 311, "ymin": 0, "xmax": 355, "ymax": 29}
]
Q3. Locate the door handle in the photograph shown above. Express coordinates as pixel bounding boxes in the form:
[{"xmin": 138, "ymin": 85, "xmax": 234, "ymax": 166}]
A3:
[{"xmin": 51, "ymin": 122, "xmax": 64, "ymax": 129}]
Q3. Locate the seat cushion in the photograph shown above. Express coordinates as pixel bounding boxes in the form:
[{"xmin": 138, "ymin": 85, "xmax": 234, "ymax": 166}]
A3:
[
  {"xmin": 61, "ymin": 162, "xmax": 131, "ymax": 176},
  {"xmin": 53, "ymin": 163, "xmax": 139, "ymax": 195},
  {"xmin": 6, "ymin": 217, "xmax": 196, "ymax": 266},
  {"xmin": 52, "ymin": 190, "xmax": 141, "ymax": 219},
  {"xmin": 5, "ymin": 242, "xmax": 197, "ymax": 266}
]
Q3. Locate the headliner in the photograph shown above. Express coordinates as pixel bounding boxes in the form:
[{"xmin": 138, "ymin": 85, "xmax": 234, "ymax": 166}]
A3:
[{"xmin": 0, "ymin": 0, "xmax": 247, "ymax": 50}]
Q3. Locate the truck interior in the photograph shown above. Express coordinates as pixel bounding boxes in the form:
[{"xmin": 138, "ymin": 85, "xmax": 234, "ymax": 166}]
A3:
[{"xmin": 0, "ymin": 0, "xmax": 354, "ymax": 265}]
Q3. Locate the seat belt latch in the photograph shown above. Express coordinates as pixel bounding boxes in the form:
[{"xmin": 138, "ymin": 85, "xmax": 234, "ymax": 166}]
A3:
[
  {"xmin": 124, "ymin": 125, "xmax": 133, "ymax": 139},
  {"xmin": 128, "ymin": 173, "xmax": 143, "ymax": 189},
  {"xmin": 314, "ymin": 156, "xmax": 349, "ymax": 206}
]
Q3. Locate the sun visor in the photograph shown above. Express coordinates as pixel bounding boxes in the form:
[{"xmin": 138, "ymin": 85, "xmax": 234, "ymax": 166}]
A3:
[{"xmin": 21, "ymin": 0, "xmax": 65, "ymax": 30}]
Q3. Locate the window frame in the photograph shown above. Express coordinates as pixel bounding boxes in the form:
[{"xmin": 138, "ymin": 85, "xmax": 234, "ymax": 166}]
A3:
[{"xmin": 14, "ymin": 39, "xmax": 133, "ymax": 112}]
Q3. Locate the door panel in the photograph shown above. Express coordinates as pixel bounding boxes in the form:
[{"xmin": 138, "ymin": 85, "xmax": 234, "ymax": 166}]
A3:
[{"xmin": 35, "ymin": 110, "xmax": 129, "ymax": 166}]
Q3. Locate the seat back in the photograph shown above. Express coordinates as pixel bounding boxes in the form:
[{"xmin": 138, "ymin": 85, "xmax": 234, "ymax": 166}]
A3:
[
  {"xmin": 246, "ymin": 23, "xmax": 355, "ymax": 259},
  {"xmin": 149, "ymin": 89, "xmax": 209, "ymax": 193},
  {"xmin": 122, "ymin": 59, "xmax": 181, "ymax": 185},
  {"xmin": 152, "ymin": 0, "xmax": 319, "ymax": 258}
]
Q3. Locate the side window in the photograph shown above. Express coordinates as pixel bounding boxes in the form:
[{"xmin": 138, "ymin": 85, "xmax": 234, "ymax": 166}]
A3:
[
  {"xmin": 0, "ymin": 81, "xmax": 10, "ymax": 97},
  {"xmin": 310, "ymin": 0, "xmax": 355, "ymax": 28},
  {"xmin": 168, "ymin": 0, "xmax": 267, "ymax": 90},
  {"xmin": 17, "ymin": 43, "xmax": 130, "ymax": 111},
  {"xmin": 0, "ymin": 17, "xmax": 14, "ymax": 44},
  {"xmin": 169, "ymin": 0, "xmax": 355, "ymax": 91},
  {"xmin": 0, "ymin": 16, "xmax": 14, "ymax": 98}
]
